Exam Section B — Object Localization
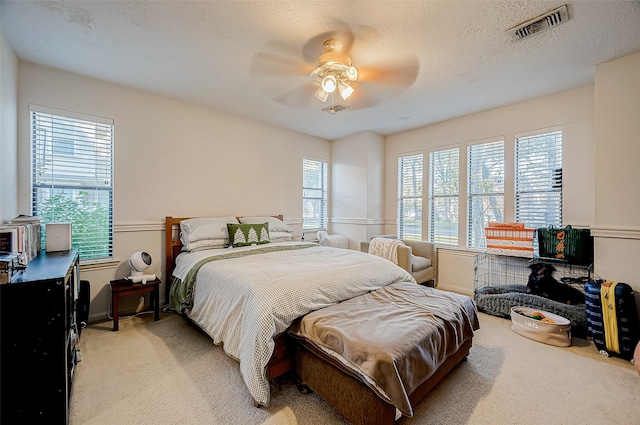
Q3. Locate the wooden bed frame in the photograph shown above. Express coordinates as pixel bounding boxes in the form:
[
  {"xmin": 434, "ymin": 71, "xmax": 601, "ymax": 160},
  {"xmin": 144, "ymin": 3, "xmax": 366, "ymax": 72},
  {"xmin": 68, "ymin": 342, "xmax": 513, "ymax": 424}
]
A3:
[{"xmin": 163, "ymin": 215, "xmax": 473, "ymax": 423}]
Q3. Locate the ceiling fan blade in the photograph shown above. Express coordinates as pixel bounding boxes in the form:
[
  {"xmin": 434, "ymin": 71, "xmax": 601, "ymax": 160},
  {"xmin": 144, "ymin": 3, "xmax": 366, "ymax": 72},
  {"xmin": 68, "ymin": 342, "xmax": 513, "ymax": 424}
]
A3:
[
  {"xmin": 272, "ymin": 81, "xmax": 321, "ymax": 108},
  {"xmin": 357, "ymin": 55, "xmax": 421, "ymax": 87},
  {"xmin": 341, "ymin": 65, "xmax": 419, "ymax": 110},
  {"xmin": 340, "ymin": 81, "xmax": 391, "ymax": 109},
  {"xmin": 250, "ymin": 38, "xmax": 316, "ymax": 78},
  {"xmin": 249, "ymin": 51, "xmax": 313, "ymax": 77}
]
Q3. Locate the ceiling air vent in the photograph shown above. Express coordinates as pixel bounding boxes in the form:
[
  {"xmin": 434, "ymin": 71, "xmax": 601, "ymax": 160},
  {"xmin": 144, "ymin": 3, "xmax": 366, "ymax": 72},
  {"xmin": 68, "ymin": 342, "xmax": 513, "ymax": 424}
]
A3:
[
  {"xmin": 322, "ymin": 104, "xmax": 349, "ymax": 114},
  {"xmin": 508, "ymin": 5, "xmax": 568, "ymax": 41}
]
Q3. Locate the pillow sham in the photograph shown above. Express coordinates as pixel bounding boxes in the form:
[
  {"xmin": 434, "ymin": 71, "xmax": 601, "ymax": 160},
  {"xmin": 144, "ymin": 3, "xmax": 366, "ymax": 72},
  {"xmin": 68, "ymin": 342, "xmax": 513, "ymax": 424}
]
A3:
[
  {"xmin": 179, "ymin": 216, "xmax": 239, "ymax": 245},
  {"xmin": 228, "ymin": 223, "xmax": 270, "ymax": 247},
  {"xmin": 269, "ymin": 231, "xmax": 293, "ymax": 243},
  {"xmin": 181, "ymin": 238, "xmax": 227, "ymax": 252},
  {"xmin": 239, "ymin": 216, "xmax": 293, "ymax": 233}
]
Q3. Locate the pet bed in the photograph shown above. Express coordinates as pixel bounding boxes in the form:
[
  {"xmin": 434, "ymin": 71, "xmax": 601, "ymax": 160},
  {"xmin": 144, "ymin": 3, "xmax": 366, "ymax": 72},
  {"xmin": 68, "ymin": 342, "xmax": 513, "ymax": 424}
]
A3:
[
  {"xmin": 475, "ymin": 284, "xmax": 587, "ymax": 337},
  {"xmin": 510, "ymin": 306, "xmax": 572, "ymax": 347}
]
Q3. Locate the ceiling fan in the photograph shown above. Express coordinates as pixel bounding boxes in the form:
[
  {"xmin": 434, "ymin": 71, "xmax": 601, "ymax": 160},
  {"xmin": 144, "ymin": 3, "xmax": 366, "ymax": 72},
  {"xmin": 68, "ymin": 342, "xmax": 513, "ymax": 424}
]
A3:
[{"xmin": 250, "ymin": 23, "xmax": 420, "ymax": 112}]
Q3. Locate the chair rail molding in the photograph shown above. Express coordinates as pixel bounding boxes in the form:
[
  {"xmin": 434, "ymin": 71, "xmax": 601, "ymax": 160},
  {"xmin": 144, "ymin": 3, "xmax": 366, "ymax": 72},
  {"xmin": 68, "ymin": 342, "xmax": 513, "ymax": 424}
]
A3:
[
  {"xmin": 329, "ymin": 217, "xmax": 391, "ymax": 225},
  {"xmin": 115, "ymin": 222, "xmax": 163, "ymax": 233},
  {"xmin": 590, "ymin": 225, "xmax": 640, "ymax": 240}
]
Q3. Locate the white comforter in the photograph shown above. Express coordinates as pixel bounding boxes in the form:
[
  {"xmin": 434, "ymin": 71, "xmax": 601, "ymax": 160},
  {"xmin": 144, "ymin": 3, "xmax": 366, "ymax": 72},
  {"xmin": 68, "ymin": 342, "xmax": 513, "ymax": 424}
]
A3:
[{"xmin": 172, "ymin": 242, "xmax": 415, "ymax": 406}]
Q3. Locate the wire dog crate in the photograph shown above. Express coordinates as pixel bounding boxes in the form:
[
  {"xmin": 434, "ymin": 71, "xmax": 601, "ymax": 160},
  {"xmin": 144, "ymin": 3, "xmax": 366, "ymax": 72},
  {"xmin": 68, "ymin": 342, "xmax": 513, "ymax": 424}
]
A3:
[
  {"xmin": 473, "ymin": 252, "xmax": 592, "ymax": 292},
  {"xmin": 473, "ymin": 252, "xmax": 592, "ymax": 337}
]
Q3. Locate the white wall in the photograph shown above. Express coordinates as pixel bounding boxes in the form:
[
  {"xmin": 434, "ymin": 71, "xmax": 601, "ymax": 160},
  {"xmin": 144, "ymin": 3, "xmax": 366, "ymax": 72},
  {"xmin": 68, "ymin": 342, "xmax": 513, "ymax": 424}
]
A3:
[
  {"xmin": 384, "ymin": 86, "xmax": 596, "ymax": 295},
  {"xmin": 592, "ymin": 52, "xmax": 640, "ymax": 293},
  {"xmin": 16, "ymin": 62, "xmax": 330, "ymax": 321},
  {"xmin": 330, "ymin": 131, "xmax": 385, "ymax": 248},
  {"xmin": 0, "ymin": 20, "xmax": 18, "ymax": 223},
  {"xmin": 10, "ymin": 53, "xmax": 640, "ymax": 321}
]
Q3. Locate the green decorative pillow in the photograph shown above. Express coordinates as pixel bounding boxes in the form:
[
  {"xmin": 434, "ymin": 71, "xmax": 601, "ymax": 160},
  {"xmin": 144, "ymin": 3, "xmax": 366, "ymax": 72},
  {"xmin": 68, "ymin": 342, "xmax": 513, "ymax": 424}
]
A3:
[{"xmin": 227, "ymin": 223, "xmax": 270, "ymax": 247}]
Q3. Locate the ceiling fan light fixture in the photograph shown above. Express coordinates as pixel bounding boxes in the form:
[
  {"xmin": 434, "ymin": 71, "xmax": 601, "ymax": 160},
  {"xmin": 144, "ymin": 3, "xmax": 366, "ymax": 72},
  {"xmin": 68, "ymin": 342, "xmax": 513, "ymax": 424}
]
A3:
[
  {"xmin": 310, "ymin": 39, "xmax": 360, "ymax": 104},
  {"xmin": 321, "ymin": 75, "xmax": 337, "ymax": 93},
  {"xmin": 338, "ymin": 82, "xmax": 354, "ymax": 100},
  {"xmin": 346, "ymin": 66, "xmax": 358, "ymax": 81},
  {"xmin": 315, "ymin": 86, "xmax": 329, "ymax": 102}
]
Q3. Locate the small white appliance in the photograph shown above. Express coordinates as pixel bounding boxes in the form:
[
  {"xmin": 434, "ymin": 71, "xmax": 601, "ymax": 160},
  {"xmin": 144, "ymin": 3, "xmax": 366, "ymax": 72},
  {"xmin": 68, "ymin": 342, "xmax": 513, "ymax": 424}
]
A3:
[
  {"xmin": 45, "ymin": 223, "xmax": 72, "ymax": 252},
  {"xmin": 126, "ymin": 251, "xmax": 156, "ymax": 284}
]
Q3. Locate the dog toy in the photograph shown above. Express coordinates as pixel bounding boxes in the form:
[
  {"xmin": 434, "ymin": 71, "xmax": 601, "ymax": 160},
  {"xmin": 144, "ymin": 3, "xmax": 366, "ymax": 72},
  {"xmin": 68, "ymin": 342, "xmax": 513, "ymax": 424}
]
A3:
[{"xmin": 530, "ymin": 311, "xmax": 555, "ymax": 323}]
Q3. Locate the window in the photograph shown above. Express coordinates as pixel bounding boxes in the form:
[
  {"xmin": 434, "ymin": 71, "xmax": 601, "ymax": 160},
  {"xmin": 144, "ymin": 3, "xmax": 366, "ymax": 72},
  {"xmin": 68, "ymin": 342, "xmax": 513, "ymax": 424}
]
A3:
[
  {"xmin": 302, "ymin": 158, "xmax": 328, "ymax": 231},
  {"xmin": 397, "ymin": 153, "xmax": 423, "ymax": 240},
  {"xmin": 428, "ymin": 147, "xmax": 459, "ymax": 245},
  {"xmin": 467, "ymin": 140, "xmax": 504, "ymax": 249},
  {"xmin": 31, "ymin": 105, "xmax": 114, "ymax": 261},
  {"xmin": 515, "ymin": 130, "xmax": 562, "ymax": 229}
]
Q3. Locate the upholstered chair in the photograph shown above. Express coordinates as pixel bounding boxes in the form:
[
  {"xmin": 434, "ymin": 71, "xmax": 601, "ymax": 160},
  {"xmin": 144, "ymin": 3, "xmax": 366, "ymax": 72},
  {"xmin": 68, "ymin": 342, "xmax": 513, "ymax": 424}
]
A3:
[{"xmin": 360, "ymin": 238, "xmax": 438, "ymax": 287}]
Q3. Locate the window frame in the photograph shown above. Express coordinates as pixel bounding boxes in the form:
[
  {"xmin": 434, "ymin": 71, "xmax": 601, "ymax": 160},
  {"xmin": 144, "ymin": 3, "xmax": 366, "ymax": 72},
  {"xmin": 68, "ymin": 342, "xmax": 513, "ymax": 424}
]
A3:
[
  {"xmin": 467, "ymin": 138, "xmax": 505, "ymax": 249},
  {"xmin": 428, "ymin": 146, "xmax": 459, "ymax": 246},
  {"xmin": 30, "ymin": 104, "xmax": 114, "ymax": 262},
  {"xmin": 515, "ymin": 128, "xmax": 563, "ymax": 230},
  {"xmin": 397, "ymin": 153, "xmax": 423, "ymax": 240},
  {"xmin": 302, "ymin": 157, "xmax": 328, "ymax": 232}
]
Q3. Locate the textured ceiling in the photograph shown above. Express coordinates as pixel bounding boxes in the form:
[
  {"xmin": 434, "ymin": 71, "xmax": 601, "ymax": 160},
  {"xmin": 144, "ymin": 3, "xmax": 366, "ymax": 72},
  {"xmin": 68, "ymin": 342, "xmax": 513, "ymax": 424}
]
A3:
[{"xmin": 2, "ymin": 1, "xmax": 640, "ymax": 140}]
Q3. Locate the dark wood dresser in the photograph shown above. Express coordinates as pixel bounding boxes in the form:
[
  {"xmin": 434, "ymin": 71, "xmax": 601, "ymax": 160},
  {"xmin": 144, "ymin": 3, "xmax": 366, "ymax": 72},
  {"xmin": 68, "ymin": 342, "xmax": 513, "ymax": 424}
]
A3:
[{"xmin": 0, "ymin": 249, "xmax": 80, "ymax": 424}]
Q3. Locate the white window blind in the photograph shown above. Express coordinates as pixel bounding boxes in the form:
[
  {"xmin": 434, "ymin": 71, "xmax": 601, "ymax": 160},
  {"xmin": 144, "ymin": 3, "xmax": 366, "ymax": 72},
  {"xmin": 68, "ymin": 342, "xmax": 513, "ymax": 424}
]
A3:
[
  {"xmin": 302, "ymin": 158, "xmax": 328, "ymax": 230},
  {"xmin": 397, "ymin": 153, "xmax": 423, "ymax": 240},
  {"xmin": 428, "ymin": 147, "xmax": 459, "ymax": 245},
  {"xmin": 467, "ymin": 140, "xmax": 504, "ymax": 249},
  {"xmin": 515, "ymin": 130, "xmax": 562, "ymax": 229},
  {"xmin": 31, "ymin": 106, "xmax": 114, "ymax": 260}
]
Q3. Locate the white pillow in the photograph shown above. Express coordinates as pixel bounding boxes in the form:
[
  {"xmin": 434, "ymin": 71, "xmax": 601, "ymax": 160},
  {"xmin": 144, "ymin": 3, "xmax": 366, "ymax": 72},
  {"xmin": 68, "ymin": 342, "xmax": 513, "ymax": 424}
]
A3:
[
  {"xmin": 180, "ymin": 216, "xmax": 239, "ymax": 244},
  {"xmin": 269, "ymin": 232, "xmax": 293, "ymax": 243},
  {"xmin": 239, "ymin": 216, "xmax": 293, "ymax": 233},
  {"xmin": 182, "ymin": 238, "xmax": 228, "ymax": 252}
]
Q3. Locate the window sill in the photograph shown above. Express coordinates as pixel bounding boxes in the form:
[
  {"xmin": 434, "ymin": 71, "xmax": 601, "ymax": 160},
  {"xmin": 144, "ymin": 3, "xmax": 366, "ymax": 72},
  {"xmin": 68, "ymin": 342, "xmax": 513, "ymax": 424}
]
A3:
[{"xmin": 80, "ymin": 257, "xmax": 119, "ymax": 271}]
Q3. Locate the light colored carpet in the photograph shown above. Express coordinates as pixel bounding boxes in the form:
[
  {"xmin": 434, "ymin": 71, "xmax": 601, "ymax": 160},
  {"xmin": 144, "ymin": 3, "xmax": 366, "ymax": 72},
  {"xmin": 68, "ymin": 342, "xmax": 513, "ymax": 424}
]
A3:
[{"xmin": 70, "ymin": 311, "xmax": 639, "ymax": 425}]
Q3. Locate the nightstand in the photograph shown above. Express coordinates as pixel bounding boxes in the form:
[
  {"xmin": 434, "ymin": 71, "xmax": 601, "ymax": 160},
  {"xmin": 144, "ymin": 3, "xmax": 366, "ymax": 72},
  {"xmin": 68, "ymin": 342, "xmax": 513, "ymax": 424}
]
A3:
[{"xmin": 110, "ymin": 277, "xmax": 161, "ymax": 331}]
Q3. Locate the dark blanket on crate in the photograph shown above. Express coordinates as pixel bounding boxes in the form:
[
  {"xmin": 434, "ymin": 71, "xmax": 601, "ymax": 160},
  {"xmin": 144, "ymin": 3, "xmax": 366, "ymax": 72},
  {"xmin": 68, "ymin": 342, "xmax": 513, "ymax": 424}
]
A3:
[{"xmin": 475, "ymin": 284, "xmax": 587, "ymax": 337}]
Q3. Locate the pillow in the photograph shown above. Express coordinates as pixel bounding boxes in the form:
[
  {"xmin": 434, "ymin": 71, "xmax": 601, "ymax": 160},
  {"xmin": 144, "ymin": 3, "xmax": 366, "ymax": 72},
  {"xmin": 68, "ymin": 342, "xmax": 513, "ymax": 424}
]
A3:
[
  {"xmin": 181, "ymin": 239, "xmax": 227, "ymax": 252},
  {"xmin": 179, "ymin": 216, "xmax": 239, "ymax": 245},
  {"xmin": 269, "ymin": 231, "xmax": 293, "ymax": 243},
  {"xmin": 228, "ymin": 223, "xmax": 270, "ymax": 247},
  {"xmin": 239, "ymin": 216, "xmax": 293, "ymax": 233}
]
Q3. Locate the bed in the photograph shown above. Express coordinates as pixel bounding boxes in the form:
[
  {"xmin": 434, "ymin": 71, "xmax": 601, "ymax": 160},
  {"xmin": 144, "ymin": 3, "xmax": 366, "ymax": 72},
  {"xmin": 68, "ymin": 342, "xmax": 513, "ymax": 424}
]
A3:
[{"xmin": 164, "ymin": 215, "xmax": 479, "ymax": 425}]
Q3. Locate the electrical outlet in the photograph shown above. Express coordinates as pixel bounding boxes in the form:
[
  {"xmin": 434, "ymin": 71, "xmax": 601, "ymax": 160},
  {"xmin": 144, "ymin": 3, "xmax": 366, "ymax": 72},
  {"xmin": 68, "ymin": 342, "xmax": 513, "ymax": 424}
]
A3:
[{"xmin": 135, "ymin": 296, "xmax": 145, "ymax": 313}]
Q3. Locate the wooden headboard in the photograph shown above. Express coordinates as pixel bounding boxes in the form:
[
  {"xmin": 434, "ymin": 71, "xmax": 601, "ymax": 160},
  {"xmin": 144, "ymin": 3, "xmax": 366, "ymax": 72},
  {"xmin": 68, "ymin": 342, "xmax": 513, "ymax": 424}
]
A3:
[{"xmin": 164, "ymin": 215, "xmax": 284, "ymax": 301}]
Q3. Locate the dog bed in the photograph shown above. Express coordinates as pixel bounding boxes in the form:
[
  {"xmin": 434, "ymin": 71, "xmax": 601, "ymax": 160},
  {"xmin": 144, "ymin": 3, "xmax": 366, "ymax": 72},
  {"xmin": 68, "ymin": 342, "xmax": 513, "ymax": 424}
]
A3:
[{"xmin": 475, "ymin": 284, "xmax": 587, "ymax": 337}]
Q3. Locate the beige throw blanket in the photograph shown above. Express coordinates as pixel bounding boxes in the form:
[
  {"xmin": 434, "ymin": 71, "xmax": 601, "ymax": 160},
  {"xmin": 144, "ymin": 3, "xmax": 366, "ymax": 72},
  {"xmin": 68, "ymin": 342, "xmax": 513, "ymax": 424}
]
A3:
[
  {"xmin": 368, "ymin": 237, "xmax": 405, "ymax": 265},
  {"xmin": 289, "ymin": 283, "xmax": 480, "ymax": 417}
]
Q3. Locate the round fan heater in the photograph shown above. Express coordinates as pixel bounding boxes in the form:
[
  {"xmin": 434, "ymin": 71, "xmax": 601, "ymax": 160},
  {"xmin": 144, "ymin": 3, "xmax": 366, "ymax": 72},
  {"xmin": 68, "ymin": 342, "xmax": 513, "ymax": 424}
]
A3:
[{"xmin": 127, "ymin": 251, "xmax": 156, "ymax": 284}]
